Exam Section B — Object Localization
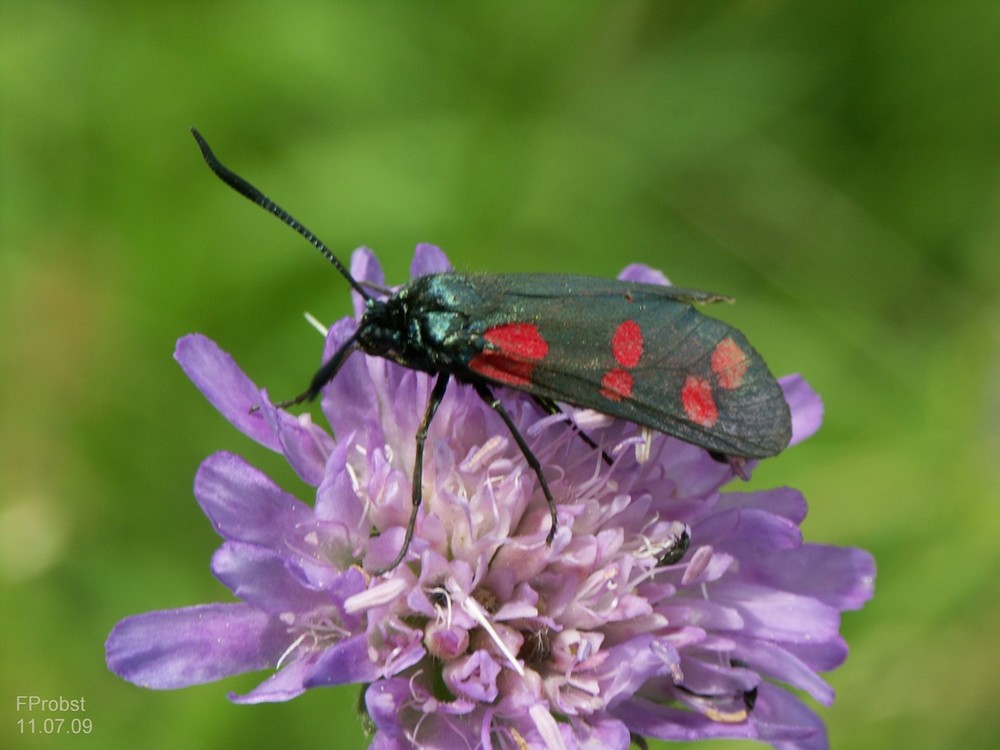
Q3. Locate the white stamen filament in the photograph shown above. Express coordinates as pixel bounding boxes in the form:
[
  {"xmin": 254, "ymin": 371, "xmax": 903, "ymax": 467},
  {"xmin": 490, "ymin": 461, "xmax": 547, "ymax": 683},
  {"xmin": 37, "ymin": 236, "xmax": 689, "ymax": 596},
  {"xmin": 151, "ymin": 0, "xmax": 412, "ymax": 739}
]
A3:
[
  {"xmin": 461, "ymin": 595, "xmax": 525, "ymax": 677},
  {"xmin": 635, "ymin": 425, "xmax": 654, "ymax": 463},
  {"xmin": 275, "ymin": 632, "xmax": 308, "ymax": 670},
  {"xmin": 430, "ymin": 586, "xmax": 454, "ymax": 627},
  {"xmin": 345, "ymin": 463, "xmax": 361, "ymax": 492},
  {"xmin": 303, "ymin": 311, "xmax": 328, "ymax": 336}
]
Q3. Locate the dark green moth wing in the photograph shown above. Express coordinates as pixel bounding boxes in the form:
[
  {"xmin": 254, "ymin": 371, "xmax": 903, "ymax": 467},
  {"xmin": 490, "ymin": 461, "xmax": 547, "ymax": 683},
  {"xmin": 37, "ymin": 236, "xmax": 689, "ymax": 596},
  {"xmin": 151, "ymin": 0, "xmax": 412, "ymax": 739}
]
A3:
[{"xmin": 459, "ymin": 274, "xmax": 791, "ymax": 458}]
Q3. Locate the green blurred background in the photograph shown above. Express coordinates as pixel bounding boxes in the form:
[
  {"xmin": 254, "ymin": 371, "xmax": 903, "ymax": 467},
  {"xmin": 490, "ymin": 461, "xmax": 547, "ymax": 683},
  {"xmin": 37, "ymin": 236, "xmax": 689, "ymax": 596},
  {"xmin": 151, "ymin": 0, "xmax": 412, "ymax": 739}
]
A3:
[{"xmin": 2, "ymin": 2, "xmax": 998, "ymax": 748}]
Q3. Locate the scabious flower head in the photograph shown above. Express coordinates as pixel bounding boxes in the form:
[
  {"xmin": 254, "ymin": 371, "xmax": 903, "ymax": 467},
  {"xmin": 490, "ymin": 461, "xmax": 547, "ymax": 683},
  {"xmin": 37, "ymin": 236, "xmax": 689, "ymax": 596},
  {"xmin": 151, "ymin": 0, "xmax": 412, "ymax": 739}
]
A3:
[{"xmin": 106, "ymin": 245, "xmax": 874, "ymax": 750}]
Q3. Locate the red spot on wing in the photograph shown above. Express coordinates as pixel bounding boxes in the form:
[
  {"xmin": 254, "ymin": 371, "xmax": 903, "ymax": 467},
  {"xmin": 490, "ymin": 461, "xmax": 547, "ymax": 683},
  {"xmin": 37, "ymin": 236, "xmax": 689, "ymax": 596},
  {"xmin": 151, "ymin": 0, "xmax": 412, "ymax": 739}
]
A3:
[
  {"xmin": 483, "ymin": 323, "xmax": 548, "ymax": 360},
  {"xmin": 611, "ymin": 320, "xmax": 643, "ymax": 368},
  {"xmin": 468, "ymin": 353, "xmax": 535, "ymax": 386},
  {"xmin": 469, "ymin": 322, "xmax": 548, "ymax": 387},
  {"xmin": 597, "ymin": 320, "xmax": 644, "ymax": 403},
  {"xmin": 681, "ymin": 376, "xmax": 718, "ymax": 427},
  {"xmin": 711, "ymin": 337, "xmax": 749, "ymax": 390},
  {"xmin": 600, "ymin": 368, "xmax": 634, "ymax": 401}
]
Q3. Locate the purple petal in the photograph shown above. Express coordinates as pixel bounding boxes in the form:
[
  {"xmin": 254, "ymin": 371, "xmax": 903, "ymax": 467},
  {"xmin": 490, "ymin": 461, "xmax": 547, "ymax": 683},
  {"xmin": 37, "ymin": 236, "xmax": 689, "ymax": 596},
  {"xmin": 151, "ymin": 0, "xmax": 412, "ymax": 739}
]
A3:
[
  {"xmin": 659, "ymin": 598, "xmax": 744, "ymax": 632},
  {"xmin": 321, "ymin": 319, "xmax": 385, "ymax": 447},
  {"xmin": 105, "ymin": 603, "xmax": 287, "ymax": 689},
  {"xmin": 174, "ymin": 334, "xmax": 280, "ymax": 451},
  {"xmin": 321, "ymin": 315, "xmax": 361, "ymax": 361},
  {"xmin": 710, "ymin": 583, "xmax": 842, "ymax": 644},
  {"xmin": 210, "ymin": 542, "xmax": 330, "ymax": 614},
  {"xmin": 749, "ymin": 544, "xmax": 876, "ymax": 612},
  {"xmin": 599, "ymin": 635, "xmax": 681, "ymax": 704},
  {"xmin": 733, "ymin": 637, "xmax": 835, "ymax": 706},
  {"xmin": 611, "ymin": 696, "xmax": 758, "ymax": 742},
  {"xmin": 618, "ymin": 681, "xmax": 828, "ymax": 746},
  {"xmin": 228, "ymin": 654, "xmax": 314, "ymax": 704},
  {"xmin": 697, "ymin": 507, "xmax": 803, "ymax": 555},
  {"xmin": 750, "ymin": 682, "xmax": 829, "ymax": 750},
  {"xmin": 411, "ymin": 243, "xmax": 452, "ymax": 277},
  {"xmin": 365, "ymin": 678, "xmax": 480, "ymax": 750},
  {"xmin": 443, "ymin": 650, "xmax": 501, "ymax": 703},
  {"xmin": 780, "ymin": 374, "xmax": 824, "ymax": 446},
  {"xmin": 716, "ymin": 487, "xmax": 808, "ymax": 525},
  {"xmin": 618, "ymin": 264, "xmax": 670, "ymax": 285},
  {"xmin": 425, "ymin": 620, "xmax": 471, "ymax": 660},
  {"xmin": 350, "ymin": 247, "xmax": 384, "ymax": 317},
  {"xmin": 256, "ymin": 398, "xmax": 332, "ymax": 486},
  {"xmin": 782, "ymin": 638, "xmax": 850, "ymax": 674},
  {"xmin": 306, "ymin": 632, "xmax": 381, "ymax": 687},
  {"xmin": 571, "ymin": 715, "xmax": 632, "ymax": 750},
  {"xmin": 675, "ymin": 656, "xmax": 759, "ymax": 700},
  {"xmin": 369, "ymin": 736, "xmax": 413, "ymax": 750},
  {"xmin": 195, "ymin": 451, "xmax": 313, "ymax": 547},
  {"xmin": 350, "ymin": 246, "xmax": 385, "ymax": 286},
  {"xmin": 365, "ymin": 678, "xmax": 411, "ymax": 738},
  {"xmin": 314, "ymin": 439, "xmax": 366, "ymax": 531}
]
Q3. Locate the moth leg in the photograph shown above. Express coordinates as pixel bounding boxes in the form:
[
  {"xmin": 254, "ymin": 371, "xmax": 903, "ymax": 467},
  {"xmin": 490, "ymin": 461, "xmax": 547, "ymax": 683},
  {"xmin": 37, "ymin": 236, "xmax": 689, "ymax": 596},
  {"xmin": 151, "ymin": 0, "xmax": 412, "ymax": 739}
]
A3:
[
  {"xmin": 708, "ymin": 451, "xmax": 750, "ymax": 481},
  {"xmin": 371, "ymin": 373, "xmax": 450, "ymax": 575},
  {"xmin": 531, "ymin": 396, "xmax": 613, "ymax": 466},
  {"xmin": 475, "ymin": 383, "xmax": 558, "ymax": 545},
  {"xmin": 270, "ymin": 329, "xmax": 362, "ymax": 410}
]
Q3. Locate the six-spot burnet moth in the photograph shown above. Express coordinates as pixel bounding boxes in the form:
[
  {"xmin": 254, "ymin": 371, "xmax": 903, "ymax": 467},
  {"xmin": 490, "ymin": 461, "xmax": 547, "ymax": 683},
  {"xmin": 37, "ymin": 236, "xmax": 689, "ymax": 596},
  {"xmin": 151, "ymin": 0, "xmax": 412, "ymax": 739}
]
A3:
[{"xmin": 191, "ymin": 129, "xmax": 792, "ymax": 574}]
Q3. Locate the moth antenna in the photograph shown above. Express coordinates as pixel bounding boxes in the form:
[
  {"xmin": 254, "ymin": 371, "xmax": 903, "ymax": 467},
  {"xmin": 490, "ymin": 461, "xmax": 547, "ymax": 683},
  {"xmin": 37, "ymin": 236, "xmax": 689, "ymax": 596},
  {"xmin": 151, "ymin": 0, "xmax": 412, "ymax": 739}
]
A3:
[
  {"xmin": 360, "ymin": 279, "xmax": 393, "ymax": 296},
  {"xmin": 191, "ymin": 129, "xmax": 371, "ymax": 301}
]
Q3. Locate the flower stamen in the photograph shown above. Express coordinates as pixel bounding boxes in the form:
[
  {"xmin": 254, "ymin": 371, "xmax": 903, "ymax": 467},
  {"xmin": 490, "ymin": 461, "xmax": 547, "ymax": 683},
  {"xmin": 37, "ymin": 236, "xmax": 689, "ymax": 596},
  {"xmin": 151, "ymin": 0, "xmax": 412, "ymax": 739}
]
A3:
[
  {"xmin": 461, "ymin": 593, "xmax": 525, "ymax": 678},
  {"xmin": 303, "ymin": 311, "xmax": 329, "ymax": 337},
  {"xmin": 275, "ymin": 632, "xmax": 308, "ymax": 671}
]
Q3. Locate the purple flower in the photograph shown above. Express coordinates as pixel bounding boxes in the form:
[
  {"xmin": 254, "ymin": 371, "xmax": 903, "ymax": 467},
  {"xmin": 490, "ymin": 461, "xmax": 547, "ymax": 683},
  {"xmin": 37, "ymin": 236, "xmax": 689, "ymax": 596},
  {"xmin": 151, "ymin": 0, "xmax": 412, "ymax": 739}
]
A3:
[{"xmin": 106, "ymin": 245, "xmax": 875, "ymax": 750}]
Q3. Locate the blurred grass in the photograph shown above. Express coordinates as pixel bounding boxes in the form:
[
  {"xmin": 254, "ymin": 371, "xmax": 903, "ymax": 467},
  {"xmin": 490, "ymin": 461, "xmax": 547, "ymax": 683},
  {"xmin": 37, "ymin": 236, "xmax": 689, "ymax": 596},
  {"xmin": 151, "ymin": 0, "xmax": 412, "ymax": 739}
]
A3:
[{"xmin": 2, "ymin": 2, "xmax": 999, "ymax": 749}]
